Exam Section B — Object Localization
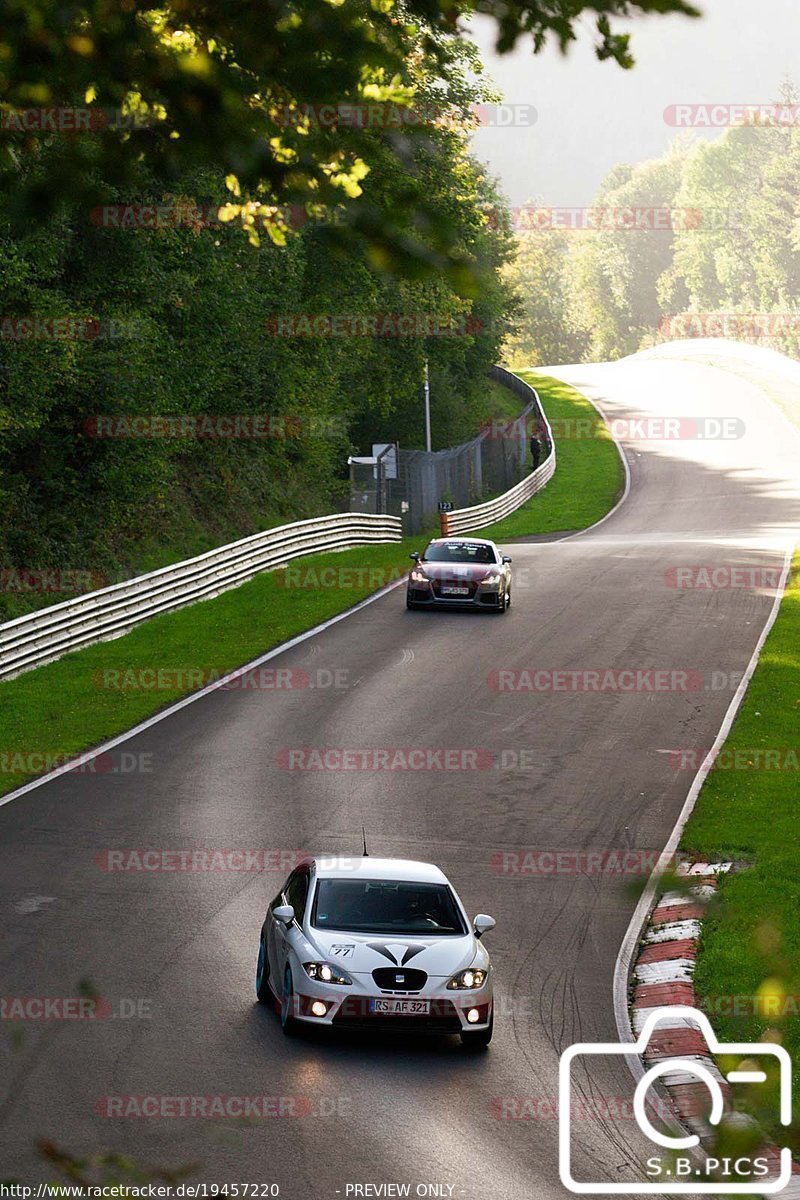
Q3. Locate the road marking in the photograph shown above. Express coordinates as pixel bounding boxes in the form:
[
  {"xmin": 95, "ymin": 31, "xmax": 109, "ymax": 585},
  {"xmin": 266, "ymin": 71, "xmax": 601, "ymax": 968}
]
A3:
[
  {"xmin": 612, "ymin": 543, "xmax": 793, "ymax": 1060},
  {"xmin": 13, "ymin": 895, "xmax": 56, "ymax": 914},
  {"xmin": 0, "ymin": 577, "xmax": 406, "ymax": 812}
]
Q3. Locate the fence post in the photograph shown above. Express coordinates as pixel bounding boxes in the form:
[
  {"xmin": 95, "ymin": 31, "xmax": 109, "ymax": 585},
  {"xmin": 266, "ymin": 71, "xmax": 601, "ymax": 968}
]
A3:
[{"xmin": 439, "ymin": 512, "xmax": 450, "ymax": 537}]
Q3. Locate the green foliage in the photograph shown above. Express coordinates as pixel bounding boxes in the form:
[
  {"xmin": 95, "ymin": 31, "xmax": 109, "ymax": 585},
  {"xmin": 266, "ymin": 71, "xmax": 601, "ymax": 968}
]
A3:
[
  {"xmin": 509, "ymin": 108, "xmax": 800, "ymax": 361},
  {"xmin": 0, "ymin": 42, "xmax": 516, "ymax": 619},
  {"xmin": 503, "ymin": 230, "xmax": 588, "ymax": 366},
  {"xmin": 0, "ymin": 0, "xmax": 698, "ymax": 275},
  {"xmin": 681, "ymin": 549, "xmax": 800, "ymax": 1119},
  {"xmin": 569, "ymin": 145, "xmax": 689, "ymax": 358}
]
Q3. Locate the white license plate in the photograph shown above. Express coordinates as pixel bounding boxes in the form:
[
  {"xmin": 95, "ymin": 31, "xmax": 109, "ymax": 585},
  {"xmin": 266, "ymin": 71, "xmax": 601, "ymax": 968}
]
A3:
[
  {"xmin": 441, "ymin": 586, "xmax": 470, "ymax": 596},
  {"xmin": 369, "ymin": 998, "xmax": 430, "ymax": 1015}
]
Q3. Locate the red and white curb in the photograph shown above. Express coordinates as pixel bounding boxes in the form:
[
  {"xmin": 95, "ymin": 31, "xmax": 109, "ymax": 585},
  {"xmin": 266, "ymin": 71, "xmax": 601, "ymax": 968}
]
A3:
[{"xmin": 630, "ymin": 861, "xmax": 800, "ymax": 1194}]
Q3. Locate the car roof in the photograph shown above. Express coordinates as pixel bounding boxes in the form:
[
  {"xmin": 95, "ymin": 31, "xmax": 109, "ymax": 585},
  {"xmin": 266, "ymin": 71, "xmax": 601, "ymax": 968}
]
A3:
[
  {"xmin": 425, "ymin": 536, "xmax": 496, "ymax": 547},
  {"xmin": 310, "ymin": 856, "xmax": 449, "ymax": 884}
]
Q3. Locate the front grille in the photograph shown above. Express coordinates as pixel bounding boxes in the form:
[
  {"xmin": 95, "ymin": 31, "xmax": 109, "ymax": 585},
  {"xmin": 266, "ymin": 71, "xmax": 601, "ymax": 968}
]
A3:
[
  {"xmin": 432, "ymin": 579, "xmax": 477, "ymax": 599},
  {"xmin": 371, "ymin": 967, "xmax": 427, "ymax": 992}
]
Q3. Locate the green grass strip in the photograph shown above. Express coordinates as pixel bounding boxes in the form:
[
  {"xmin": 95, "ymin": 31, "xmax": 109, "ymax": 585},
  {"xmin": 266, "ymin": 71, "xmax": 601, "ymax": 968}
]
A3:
[
  {"xmin": 680, "ymin": 551, "xmax": 800, "ymax": 1105},
  {"xmin": 479, "ymin": 372, "xmax": 624, "ymax": 542}
]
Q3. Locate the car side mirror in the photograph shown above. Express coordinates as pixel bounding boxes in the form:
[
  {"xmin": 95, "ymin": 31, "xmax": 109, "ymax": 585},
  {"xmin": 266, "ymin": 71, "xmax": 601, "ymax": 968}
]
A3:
[
  {"xmin": 473, "ymin": 913, "xmax": 496, "ymax": 939},
  {"xmin": 274, "ymin": 904, "xmax": 295, "ymax": 926},
  {"xmin": 409, "ymin": 552, "xmax": 420, "ymax": 562},
  {"xmin": 502, "ymin": 555, "xmax": 512, "ymax": 564}
]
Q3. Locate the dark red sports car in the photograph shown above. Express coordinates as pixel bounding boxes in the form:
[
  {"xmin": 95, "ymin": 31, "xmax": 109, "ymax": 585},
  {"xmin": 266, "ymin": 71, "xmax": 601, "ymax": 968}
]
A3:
[{"xmin": 406, "ymin": 537, "xmax": 513, "ymax": 612}]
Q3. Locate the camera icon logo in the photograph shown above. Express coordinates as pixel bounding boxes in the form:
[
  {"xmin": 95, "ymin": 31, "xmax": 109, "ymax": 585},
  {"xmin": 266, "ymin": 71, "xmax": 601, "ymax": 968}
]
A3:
[{"xmin": 559, "ymin": 1006, "xmax": 792, "ymax": 1194}]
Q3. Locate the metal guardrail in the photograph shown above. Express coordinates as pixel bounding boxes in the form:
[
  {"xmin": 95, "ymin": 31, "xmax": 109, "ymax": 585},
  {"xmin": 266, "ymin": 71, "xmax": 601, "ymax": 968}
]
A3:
[
  {"xmin": 0, "ymin": 512, "xmax": 402, "ymax": 681},
  {"xmin": 440, "ymin": 370, "xmax": 556, "ymax": 536}
]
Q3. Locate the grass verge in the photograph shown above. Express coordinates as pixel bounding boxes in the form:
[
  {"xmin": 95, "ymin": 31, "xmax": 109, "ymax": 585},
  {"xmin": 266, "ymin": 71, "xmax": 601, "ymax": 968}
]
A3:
[
  {"xmin": 479, "ymin": 371, "xmax": 625, "ymax": 542},
  {"xmin": 0, "ymin": 541, "xmax": 419, "ymax": 797},
  {"xmin": 0, "ymin": 370, "xmax": 619, "ymax": 799},
  {"xmin": 680, "ymin": 556, "xmax": 800, "ymax": 1114}
]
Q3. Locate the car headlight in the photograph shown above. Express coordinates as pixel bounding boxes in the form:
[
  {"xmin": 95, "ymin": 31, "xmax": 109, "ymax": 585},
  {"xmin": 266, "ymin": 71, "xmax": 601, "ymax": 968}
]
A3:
[
  {"xmin": 303, "ymin": 961, "xmax": 352, "ymax": 985},
  {"xmin": 447, "ymin": 967, "xmax": 487, "ymax": 990},
  {"xmin": 480, "ymin": 573, "xmax": 502, "ymax": 587},
  {"xmin": 410, "ymin": 568, "xmax": 430, "ymax": 584}
]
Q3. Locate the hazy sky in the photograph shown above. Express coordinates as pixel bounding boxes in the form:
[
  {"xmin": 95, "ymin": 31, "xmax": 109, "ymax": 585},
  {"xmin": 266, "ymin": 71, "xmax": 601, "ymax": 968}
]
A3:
[{"xmin": 469, "ymin": 0, "xmax": 800, "ymax": 207}]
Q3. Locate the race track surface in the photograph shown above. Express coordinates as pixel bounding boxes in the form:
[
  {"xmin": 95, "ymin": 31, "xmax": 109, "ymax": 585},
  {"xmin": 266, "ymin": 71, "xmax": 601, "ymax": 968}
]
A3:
[{"xmin": 2, "ymin": 352, "xmax": 799, "ymax": 1197}]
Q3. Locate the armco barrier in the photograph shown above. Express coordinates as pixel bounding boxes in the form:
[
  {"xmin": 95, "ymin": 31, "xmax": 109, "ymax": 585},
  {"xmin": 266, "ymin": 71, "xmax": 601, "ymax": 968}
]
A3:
[
  {"xmin": 398, "ymin": 369, "xmax": 537, "ymax": 534},
  {"xmin": 440, "ymin": 370, "xmax": 555, "ymax": 536},
  {"xmin": 0, "ymin": 513, "xmax": 402, "ymax": 681}
]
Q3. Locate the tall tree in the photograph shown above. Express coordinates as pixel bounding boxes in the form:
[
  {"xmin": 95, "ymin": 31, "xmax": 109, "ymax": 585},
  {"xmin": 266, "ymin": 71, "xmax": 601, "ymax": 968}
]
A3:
[{"xmin": 0, "ymin": 0, "xmax": 700, "ymax": 278}]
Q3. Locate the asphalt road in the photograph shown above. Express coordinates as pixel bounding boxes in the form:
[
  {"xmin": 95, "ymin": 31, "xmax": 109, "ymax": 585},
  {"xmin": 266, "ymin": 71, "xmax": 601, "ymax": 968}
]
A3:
[{"xmin": 1, "ymin": 350, "xmax": 799, "ymax": 1197}]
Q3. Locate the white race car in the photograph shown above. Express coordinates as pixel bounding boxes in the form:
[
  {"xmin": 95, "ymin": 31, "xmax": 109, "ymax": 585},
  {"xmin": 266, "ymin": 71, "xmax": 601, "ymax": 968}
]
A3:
[{"xmin": 256, "ymin": 856, "xmax": 495, "ymax": 1047}]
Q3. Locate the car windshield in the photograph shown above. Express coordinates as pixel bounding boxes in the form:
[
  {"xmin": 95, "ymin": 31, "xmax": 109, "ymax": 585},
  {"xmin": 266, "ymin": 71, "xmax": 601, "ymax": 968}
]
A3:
[
  {"xmin": 312, "ymin": 879, "xmax": 467, "ymax": 936},
  {"xmin": 423, "ymin": 541, "xmax": 497, "ymax": 565}
]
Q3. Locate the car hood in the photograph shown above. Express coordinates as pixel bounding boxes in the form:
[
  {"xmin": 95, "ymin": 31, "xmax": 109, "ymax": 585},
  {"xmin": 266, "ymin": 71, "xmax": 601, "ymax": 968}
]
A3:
[
  {"xmin": 306, "ymin": 928, "xmax": 480, "ymax": 978},
  {"xmin": 411, "ymin": 562, "xmax": 499, "ymax": 582}
]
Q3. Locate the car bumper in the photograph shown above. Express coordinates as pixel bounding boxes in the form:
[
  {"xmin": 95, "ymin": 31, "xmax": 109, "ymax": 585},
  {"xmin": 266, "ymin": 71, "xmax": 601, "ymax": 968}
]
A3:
[
  {"xmin": 288, "ymin": 977, "xmax": 493, "ymax": 1033},
  {"xmin": 407, "ymin": 586, "xmax": 503, "ymax": 609}
]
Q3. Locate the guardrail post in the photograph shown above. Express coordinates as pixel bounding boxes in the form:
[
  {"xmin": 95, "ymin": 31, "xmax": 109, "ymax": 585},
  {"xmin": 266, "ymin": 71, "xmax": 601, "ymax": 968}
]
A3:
[{"xmin": 439, "ymin": 512, "xmax": 450, "ymax": 537}]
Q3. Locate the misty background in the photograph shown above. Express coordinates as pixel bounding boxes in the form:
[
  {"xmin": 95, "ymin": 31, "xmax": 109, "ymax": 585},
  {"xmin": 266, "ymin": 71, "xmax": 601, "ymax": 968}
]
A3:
[{"xmin": 470, "ymin": 0, "xmax": 800, "ymax": 206}]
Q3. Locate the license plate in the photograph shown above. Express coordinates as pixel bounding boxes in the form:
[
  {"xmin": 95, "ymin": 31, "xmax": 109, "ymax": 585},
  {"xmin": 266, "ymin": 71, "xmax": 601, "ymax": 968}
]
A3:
[
  {"xmin": 369, "ymin": 998, "xmax": 430, "ymax": 1015},
  {"xmin": 441, "ymin": 586, "xmax": 470, "ymax": 596}
]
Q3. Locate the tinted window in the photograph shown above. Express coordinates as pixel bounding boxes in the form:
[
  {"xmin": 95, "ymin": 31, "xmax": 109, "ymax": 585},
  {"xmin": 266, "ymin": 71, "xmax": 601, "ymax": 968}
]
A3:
[
  {"xmin": 285, "ymin": 870, "xmax": 309, "ymax": 920},
  {"xmin": 423, "ymin": 541, "xmax": 497, "ymax": 565},
  {"xmin": 312, "ymin": 879, "xmax": 466, "ymax": 936}
]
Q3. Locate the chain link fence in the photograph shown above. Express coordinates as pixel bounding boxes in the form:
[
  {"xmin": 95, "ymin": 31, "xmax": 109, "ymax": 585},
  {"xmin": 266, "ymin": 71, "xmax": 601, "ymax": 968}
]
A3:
[{"xmin": 349, "ymin": 367, "xmax": 550, "ymax": 534}]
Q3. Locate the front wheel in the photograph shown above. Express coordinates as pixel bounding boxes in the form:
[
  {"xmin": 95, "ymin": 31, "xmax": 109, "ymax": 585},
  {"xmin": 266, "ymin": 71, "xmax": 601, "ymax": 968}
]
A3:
[
  {"xmin": 460, "ymin": 1011, "xmax": 493, "ymax": 1049},
  {"xmin": 280, "ymin": 965, "xmax": 298, "ymax": 1035}
]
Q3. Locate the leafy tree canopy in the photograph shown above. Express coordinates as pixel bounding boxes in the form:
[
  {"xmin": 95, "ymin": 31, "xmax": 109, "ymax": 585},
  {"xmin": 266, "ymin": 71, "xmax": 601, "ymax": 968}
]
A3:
[{"xmin": 0, "ymin": 0, "xmax": 700, "ymax": 278}]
